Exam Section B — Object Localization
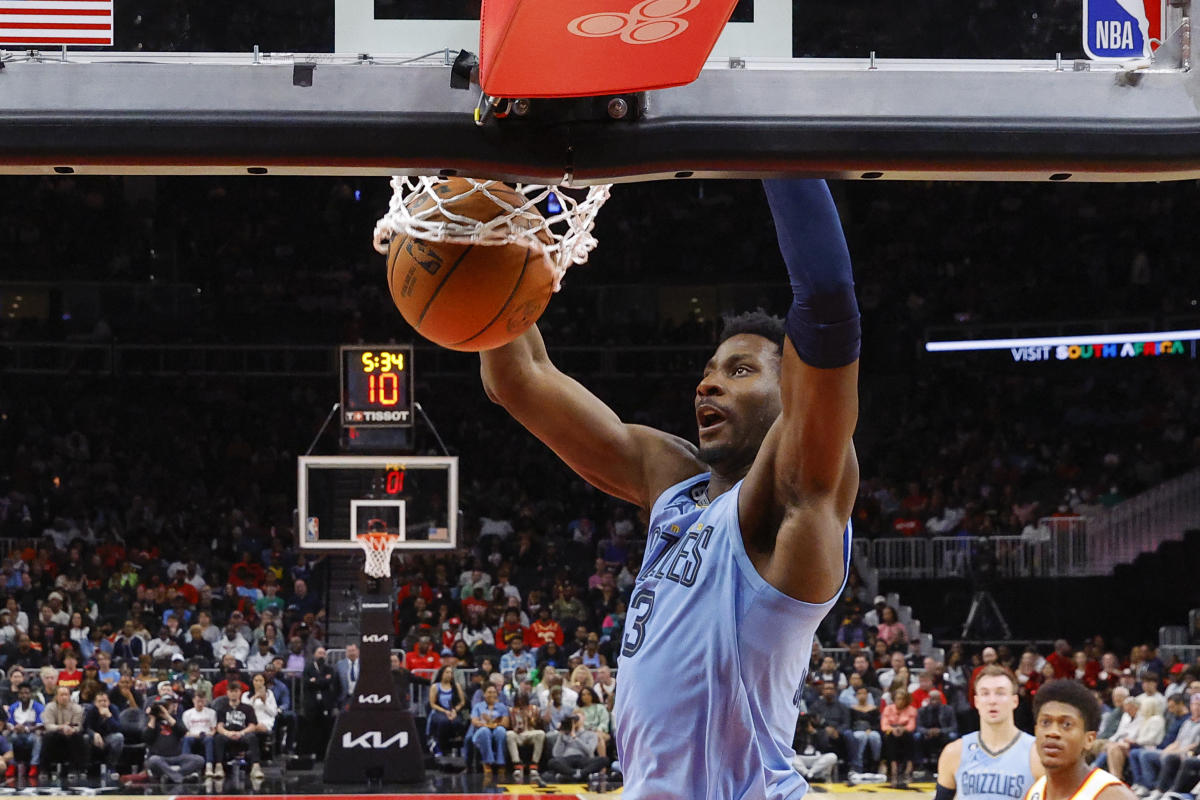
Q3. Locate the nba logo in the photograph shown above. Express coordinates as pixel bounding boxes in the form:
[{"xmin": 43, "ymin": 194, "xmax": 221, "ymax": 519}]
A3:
[{"xmin": 1083, "ymin": 0, "xmax": 1166, "ymax": 59}]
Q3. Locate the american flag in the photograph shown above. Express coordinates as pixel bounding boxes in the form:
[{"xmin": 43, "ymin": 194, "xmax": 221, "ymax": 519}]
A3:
[{"xmin": 0, "ymin": 0, "xmax": 113, "ymax": 46}]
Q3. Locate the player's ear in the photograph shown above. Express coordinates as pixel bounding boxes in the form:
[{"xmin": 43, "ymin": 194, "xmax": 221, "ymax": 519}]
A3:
[{"xmin": 1083, "ymin": 730, "xmax": 1097, "ymax": 750}]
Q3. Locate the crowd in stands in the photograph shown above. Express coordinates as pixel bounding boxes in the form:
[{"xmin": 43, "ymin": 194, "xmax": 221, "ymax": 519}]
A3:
[{"xmin": 790, "ymin": 631, "xmax": 1200, "ymax": 788}]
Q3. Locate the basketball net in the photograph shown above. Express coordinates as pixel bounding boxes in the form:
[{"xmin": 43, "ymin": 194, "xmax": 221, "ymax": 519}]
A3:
[
  {"xmin": 372, "ymin": 177, "xmax": 612, "ymax": 291},
  {"xmin": 358, "ymin": 532, "xmax": 402, "ymax": 579}
]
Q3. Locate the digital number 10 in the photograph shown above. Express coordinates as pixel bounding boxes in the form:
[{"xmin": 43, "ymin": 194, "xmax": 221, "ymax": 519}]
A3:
[{"xmin": 368, "ymin": 372, "xmax": 401, "ymax": 406}]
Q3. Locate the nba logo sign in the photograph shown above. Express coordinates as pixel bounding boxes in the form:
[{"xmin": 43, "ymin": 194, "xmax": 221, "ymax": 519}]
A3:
[{"xmin": 1083, "ymin": 0, "xmax": 1166, "ymax": 59}]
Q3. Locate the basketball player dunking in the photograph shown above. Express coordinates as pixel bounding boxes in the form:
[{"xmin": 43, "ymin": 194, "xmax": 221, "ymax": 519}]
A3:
[
  {"xmin": 938, "ymin": 666, "xmax": 1044, "ymax": 800},
  {"xmin": 1024, "ymin": 680, "xmax": 1135, "ymax": 800},
  {"xmin": 480, "ymin": 180, "xmax": 859, "ymax": 799}
]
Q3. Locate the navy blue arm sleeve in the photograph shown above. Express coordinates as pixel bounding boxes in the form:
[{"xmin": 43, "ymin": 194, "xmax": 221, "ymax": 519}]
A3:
[{"xmin": 762, "ymin": 179, "xmax": 861, "ymax": 368}]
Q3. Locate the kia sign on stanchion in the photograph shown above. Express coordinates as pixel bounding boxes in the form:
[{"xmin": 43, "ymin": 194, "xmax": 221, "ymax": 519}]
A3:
[{"xmin": 323, "ymin": 592, "xmax": 424, "ymax": 783}]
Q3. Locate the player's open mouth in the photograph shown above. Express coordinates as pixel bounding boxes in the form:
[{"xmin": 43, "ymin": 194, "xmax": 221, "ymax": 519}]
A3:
[{"xmin": 696, "ymin": 404, "xmax": 727, "ymax": 431}]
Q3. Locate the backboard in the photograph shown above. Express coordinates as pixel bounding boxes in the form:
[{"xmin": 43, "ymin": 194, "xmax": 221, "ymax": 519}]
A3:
[{"xmin": 297, "ymin": 455, "xmax": 458, "ymax": 551}]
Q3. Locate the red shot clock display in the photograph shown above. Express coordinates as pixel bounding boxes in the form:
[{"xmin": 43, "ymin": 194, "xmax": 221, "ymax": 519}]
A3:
[{"xmin": 339, "ymin": 345, "xmax": 413, "ymax": 428}]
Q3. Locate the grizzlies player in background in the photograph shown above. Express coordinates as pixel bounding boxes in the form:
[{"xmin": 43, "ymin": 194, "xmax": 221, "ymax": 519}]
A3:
[
  {"xmin": 938, "ymin": 666, "xmax": 1044, "ymax": 800},
  {"xmin": 1025, "ymin": 680, "xmax": 1134, "ymax": 800},
  {"xmin": 480, "ymin": 179, "xmax": 859, "ymax": 799}
]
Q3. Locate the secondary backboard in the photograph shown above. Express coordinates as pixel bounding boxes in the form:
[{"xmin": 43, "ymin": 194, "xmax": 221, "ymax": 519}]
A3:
[{"xmin": 297, "ymin": 455, "xmax": 458, "ymax": 551}]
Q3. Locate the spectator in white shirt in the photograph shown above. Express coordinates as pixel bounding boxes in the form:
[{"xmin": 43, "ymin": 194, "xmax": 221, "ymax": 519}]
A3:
[
  {"xmin": 214, "ymin": 624, "xmax": 250, "ymax": 666},
  {"xmin": 246, "ymin": 639, "xmax": 275, "ymax": 673},
  {"xmin": 181, "ymin": 690, "xmax": 218, "ymax": 767}
]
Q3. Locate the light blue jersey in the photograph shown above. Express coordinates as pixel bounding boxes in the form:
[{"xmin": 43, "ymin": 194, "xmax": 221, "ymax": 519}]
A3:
[
  {"xmin": 613, "ymin": 473, "xmax": 850, "ymax": 800},
  {"xmin": 955, "ymin": 731, "xmax": 1037, "ymax": 800}
]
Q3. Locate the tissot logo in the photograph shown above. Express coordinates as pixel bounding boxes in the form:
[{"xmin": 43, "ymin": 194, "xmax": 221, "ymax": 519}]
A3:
[
  {"xmin": 361, "ymin": 603, "xmax": 389, "ymax": 609},
  {"xmin": 342, "ymin": 730, "xmax": 409, "ymax": 749},
  {"xmin": 361, "ymin": 633, "xmax": 390, "ymax": 643},
  {"xmin": 357, "ymin": 693, "xmax": 392, "ymax": 704}
]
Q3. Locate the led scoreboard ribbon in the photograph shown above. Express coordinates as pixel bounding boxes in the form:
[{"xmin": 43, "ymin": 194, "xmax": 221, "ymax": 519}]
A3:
[{"xmin": 339, "ymin": 345, "xmax": 414, "ymax": 428}]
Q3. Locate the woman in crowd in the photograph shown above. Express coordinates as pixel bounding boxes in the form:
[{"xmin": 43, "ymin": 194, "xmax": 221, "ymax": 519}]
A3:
[
  {"xmin": 880, "ymin": 687, "xmax": 917, "ymax": 787},
  {"xmin": 427, "ymin": 665, "xmax": 466, "ymax": 757},
  {"xmin": 577, "ymin": 687, "xmax": 610, "ymax": 758},
  {"xmin": 850, "ymin": 685, "xmax": 882, "ymax": 774},
  {"xmin": 450, "ymin": 640, "xmax": 473, "ymax": 668},
  {"xmin": 536, "ymin": 641, "xmax": 564, "ymax": 670},
  {"xmin": 469, "ymin": 684, "xmax": 509, "ymax": 778},
  {"xmin": 132, "ymin": 654, "xmax": 157, "ymax": 694},
  {"xmin": 876, "ymin": 606, "xmax": 908, "ymax": 647},
  {"xmin": 459, "ymin": 610, "xmax": 495, "ymax": 651},
  {"xmin": 249, "ymin": 672, "xmax": 279, "ymax": 738}
]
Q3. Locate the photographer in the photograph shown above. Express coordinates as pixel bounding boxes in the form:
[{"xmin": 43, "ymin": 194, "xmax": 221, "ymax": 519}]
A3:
[
  {"xmin": 545, "ymin": 714, "xmax": 607, "ymax": 782},
  {"xmin": 142, "ymin": 693, "xmax": 204, "ymax": 783},
  {"xmin": 41, "ymin": 685, "xmax": 86, "ymax": 779},
  {"xmin": 212, "ymin": 681, "xmax": 264, "ymax": 781}
]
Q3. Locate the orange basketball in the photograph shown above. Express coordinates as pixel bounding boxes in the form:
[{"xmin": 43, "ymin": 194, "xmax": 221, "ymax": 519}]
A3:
[{"xmin": 385, "ymin": 180, "xmax": 555, "ymax": 352}]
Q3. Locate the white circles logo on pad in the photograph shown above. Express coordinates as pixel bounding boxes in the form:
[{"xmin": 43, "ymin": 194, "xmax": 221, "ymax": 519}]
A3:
[{"xmin": 568, "ymin": 0, "xmax": 701, "ymax": 45}]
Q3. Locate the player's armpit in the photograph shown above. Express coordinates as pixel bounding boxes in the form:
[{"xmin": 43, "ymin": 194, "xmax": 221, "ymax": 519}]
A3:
[{"xmin": 481, "ymin": 326, "xmax": 703, "ymax": 509}]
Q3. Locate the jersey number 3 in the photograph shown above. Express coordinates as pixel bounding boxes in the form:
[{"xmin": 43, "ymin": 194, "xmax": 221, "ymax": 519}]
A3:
[{"xmin": 620, "ymin": 588, "xmax": 656, "ymax": 658}]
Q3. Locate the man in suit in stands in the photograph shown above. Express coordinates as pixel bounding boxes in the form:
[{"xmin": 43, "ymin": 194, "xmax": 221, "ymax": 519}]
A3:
[{"xmin": 334, "ymin": 644, "xmax": 360, "ymax": 709}]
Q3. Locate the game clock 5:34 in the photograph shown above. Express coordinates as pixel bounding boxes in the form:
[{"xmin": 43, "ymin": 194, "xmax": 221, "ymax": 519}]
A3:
[{"xmin": 340, "ymin": 345, "xmax": 413, "ymax": 428}]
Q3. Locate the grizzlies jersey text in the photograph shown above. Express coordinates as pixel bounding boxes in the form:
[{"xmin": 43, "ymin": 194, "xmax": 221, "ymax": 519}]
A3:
[
  {"xmin": 956, "ymin": 732, "xmax": 1037, "ymax": 800},
  {"xmin": 613, "ymin": 474, "xmax": 851, "ymax": 800}
]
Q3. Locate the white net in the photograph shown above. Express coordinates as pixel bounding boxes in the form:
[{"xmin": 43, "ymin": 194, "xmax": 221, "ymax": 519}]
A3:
[
  {"xmin": 359, "ymin": 533, "xmax": 401, "ymax": 578},
  {"xmin": 372, "ymin": 177, "xmax": 612, "ymax": 291}
]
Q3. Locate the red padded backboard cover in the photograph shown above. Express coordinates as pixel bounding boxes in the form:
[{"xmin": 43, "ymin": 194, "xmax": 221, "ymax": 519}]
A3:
[{"xmin": 480, "ymin": 0, "xmax": 739, "ymax": 98}]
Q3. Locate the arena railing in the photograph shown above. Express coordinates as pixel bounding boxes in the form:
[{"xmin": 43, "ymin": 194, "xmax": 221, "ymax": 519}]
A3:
[
  {"xmin": 864, "ymin": 469, "xmax": 1200, "ymax": 579},
  {"xmin": 1086, "ymin": 468, "xmax": 1200, "ymax": 574},
  {"xmin": 867, "ymin": 529, "xmax": 1093, "ymax": 579}
]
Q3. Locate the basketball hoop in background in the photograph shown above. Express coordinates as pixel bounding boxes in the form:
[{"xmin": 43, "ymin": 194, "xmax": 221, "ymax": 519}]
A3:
[
  {"xmin": 358, "ymin": 531, "xmax": 402, "ymax": 578},
  {"xmin": 372, "ymin": 177, "xmax": 611, "ymax": 290}
]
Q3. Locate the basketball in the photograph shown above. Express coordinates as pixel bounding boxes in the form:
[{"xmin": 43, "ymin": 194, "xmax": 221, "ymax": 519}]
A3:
[{"xmin": 385, "ymin": 180, "xmax": 555, "ymax": 352}]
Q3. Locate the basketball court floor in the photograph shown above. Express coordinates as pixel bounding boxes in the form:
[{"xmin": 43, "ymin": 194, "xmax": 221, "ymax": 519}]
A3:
[{"xmin": 0, "ymin": 770, "xmax": 935, "ymax": 799}]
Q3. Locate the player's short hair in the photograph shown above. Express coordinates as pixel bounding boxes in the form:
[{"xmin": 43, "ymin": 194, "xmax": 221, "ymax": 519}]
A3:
[
  {"xmin": 1034, "ymin": 679, "xmax": 1102, "ymax": 731},
  {"xmin": 719, "ymin": 309, "xmax": 784, "ymax": 355},
  {"xmin": 976, "ymin": 664, "xmax": 1019, "ymax": 691}
]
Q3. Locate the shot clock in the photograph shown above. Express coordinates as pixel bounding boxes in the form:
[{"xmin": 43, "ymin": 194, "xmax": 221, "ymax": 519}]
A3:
[{"xmin": 340, "ymin": 345, "xmax": 414, "ymax": 428}]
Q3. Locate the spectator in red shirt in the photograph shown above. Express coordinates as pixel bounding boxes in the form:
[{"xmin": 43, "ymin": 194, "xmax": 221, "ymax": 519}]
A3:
[
  {"xmin": 169, "ymin": 570, "xmax": 199, "ymax": 606},
  {"xmin": 899, "ymin": 482, "xmax": 929, "ymax": 516},
  {"xmin": 1072, "ymin": 650, "xmax": 1101, "ymax": 688},
  {"xmin": 525, "ymin": 606, "xmax": 564, "ymax": 650},
  {"xmin": 891, "ymin": 514, "xmax": 924, "ymax": 538},
  {"xmin": 57, "ymin": 649, "xmax": 84, "ymax": 690},
  {"xmin": 1045, "ymin": 639, "xmax": 1074, "ymax": 679},
  {"xmin": 229, "ymin": 553, "xmax": 264, "ymax": 589},
  {"xmin": 441, "ymin": 617, "xmax": 462, "ymax": 655},
  {"xmin": 461, "ymin": 587, "xmax": 489, "ymax": 619},
  {"xmin": 404, "ymin": 635, "xmax": 441, "ymax": 677},
  {"xmin": 494, "ymin": 609, "xmax": 525, "ymax": 651},
  {"xmin": 397, "ymin": 575, "xmax": 433, "ymax": 607}
]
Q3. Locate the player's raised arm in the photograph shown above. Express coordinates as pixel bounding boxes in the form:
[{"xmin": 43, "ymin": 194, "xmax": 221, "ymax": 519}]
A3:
[
  {"xmin": 480, "ymin": 324, "xmax": 703, "ymax": 510},
  {"xmin": 740, "ymin": 179, "xmax": 860, "ymax": 603}
]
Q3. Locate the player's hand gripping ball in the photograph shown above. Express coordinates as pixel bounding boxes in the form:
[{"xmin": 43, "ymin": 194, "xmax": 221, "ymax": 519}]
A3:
[{"xmin": 386, "ymin": 178, "xmax": 555, "ymax": 351}]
